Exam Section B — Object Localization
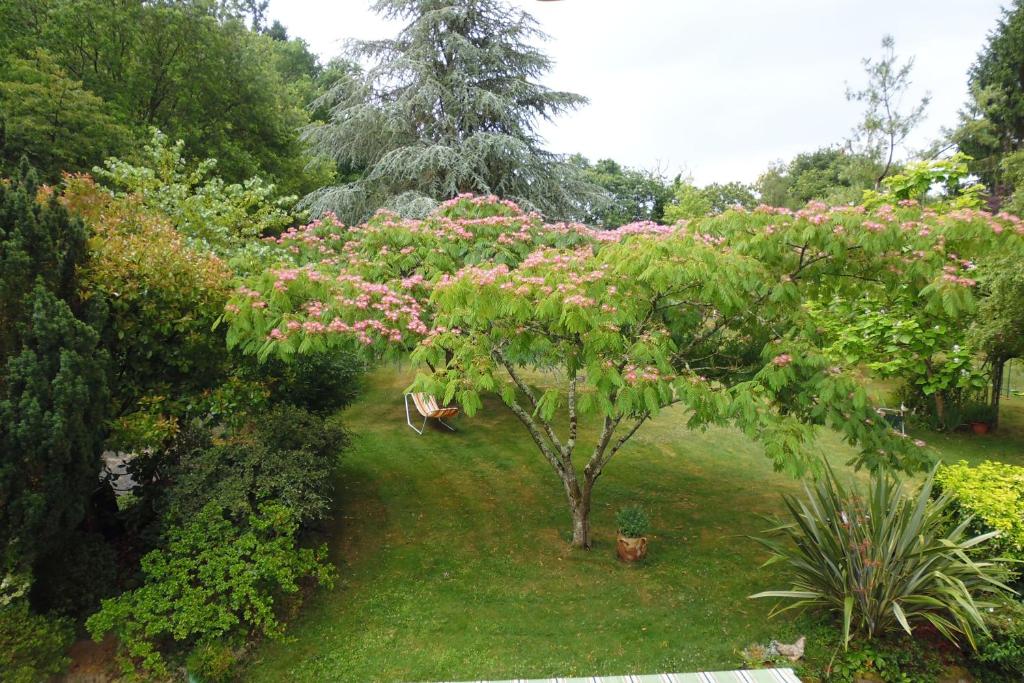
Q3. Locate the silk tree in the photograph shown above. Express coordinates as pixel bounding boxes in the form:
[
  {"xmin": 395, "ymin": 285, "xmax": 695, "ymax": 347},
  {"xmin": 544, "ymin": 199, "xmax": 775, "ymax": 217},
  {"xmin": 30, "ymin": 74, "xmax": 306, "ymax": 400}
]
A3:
[
  {"xmin": 225, "ymin": 196, "xmax": 1024, "ymax": 548},
  {"xmin": 302, "ymin": 0, "xmax": 602, "ymax": 222}
]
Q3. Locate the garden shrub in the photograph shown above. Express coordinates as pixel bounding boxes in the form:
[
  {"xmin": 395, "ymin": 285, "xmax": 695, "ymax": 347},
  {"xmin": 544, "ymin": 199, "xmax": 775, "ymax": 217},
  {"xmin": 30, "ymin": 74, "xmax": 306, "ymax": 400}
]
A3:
[
  {"xmin": 822, "ymin": 638, "xmax": 944, "ymax": 683},
  {"xmin": 258, "ymin": 351, "xmax": 365, "ymax": 415},
  {"xmin": 254, "ymin": 402, "xmax": 349, "ymax": 456},
  {"xmin": 106, "ymin": 401, "xmax": 181, "ymax": 453},
  {"xmin": 63, "ymin": 174, "xmax": 233, "ymax": 414},
  {"xmin": 753, "ymin": 464, "xmax": 1012, "ymax": 648},
  {"xmin": 160, "ymin": 404, "xmax": 346, "ymax": 530},
  {"xmin": 93, "ymin": 129, "xmax": 297, "ymax": 255},
  {"xmin": 935, "ymin": 460, "xmax": 1024, "ymax": 564},
  {"xmin": 185, "ymin": 639, "xmax": 239, "ymax": 683},
  {"xmin": 0, "ymin": 601, "xmax": 74, "ymax": 683},
  {"xmin": 86, "ymin": 502, "xmax": 334, "ymax": 676},
  {"xmin": 972, "ymin": 598, "xmax": 1024, "ymax": 677},
  {"xmin": 190, "ymin": 374, "xmax": 271, "ymax": 431}
]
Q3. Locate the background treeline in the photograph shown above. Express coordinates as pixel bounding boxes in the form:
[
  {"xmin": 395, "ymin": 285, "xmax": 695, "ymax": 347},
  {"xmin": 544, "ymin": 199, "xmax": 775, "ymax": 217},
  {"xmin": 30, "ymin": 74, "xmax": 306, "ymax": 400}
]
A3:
[{"xmin": 0, "ymin": 0, "xmax": 355, "ymax": 196}]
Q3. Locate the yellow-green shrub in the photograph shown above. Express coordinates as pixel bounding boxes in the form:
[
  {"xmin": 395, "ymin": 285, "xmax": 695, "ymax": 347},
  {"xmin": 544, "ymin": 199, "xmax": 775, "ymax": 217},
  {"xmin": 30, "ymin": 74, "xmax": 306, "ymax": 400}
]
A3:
[{"xmin": 936, "ymin": 460, "xmax": 1024, "ymax": 561}]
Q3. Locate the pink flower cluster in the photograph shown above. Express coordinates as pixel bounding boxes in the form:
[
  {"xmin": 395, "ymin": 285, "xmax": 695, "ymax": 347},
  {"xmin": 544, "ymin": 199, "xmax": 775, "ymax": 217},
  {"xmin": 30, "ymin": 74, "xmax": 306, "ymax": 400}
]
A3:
[
  {"xmin": 623, "ymin": 364, "xmax": 672, "ymax": 385},
  {"xmin": 437, "ymin": 193, "xmax": 524, "ymax": 214},
  {"xmin": 940, "ymin": 265, "xmax": 976, "ymax": 287}
]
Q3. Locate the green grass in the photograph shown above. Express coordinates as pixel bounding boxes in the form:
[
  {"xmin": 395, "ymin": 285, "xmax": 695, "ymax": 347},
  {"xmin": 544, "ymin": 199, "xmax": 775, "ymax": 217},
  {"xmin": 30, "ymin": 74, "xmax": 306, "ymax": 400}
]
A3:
[{"xmin": 242, "ymin": 368, "xmax": 1024, "ymax": 682}]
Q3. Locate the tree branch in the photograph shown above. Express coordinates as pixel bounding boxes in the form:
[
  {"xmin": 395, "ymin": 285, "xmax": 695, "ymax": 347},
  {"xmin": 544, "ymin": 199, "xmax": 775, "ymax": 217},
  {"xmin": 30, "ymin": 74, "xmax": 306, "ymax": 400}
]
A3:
[
  {"xmin": 566, "ymin": 372, "xmax": 578, "ymax": 456},
  {"xmin": 502, "ymin": 391, "xmax": 566, "ymax": 476},
  {"xmin": 492, "ymin": 347, "xmax": 568, "ymax": 460}
]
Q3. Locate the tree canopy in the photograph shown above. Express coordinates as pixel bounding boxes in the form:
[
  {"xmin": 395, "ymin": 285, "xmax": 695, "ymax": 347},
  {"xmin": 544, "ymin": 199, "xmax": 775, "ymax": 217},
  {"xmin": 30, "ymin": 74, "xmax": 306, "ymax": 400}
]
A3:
[
  {"xmin": 224, "ymin": 194, "xmax": 1024, "ymax": 547},
  {"xmin": 0, "ymin": 0, "xmax": 327, "ymax": 193}
]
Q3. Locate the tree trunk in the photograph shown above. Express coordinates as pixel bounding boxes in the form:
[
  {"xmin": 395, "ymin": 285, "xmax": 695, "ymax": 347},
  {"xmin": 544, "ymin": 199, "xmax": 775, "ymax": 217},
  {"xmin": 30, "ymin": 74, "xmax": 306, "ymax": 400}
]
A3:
[
  {"xmin": 569, "ymin": 494, "xmax": 592, "ymax": 549},
  {"xmin": 991, "ymin": 357, "xmax": 1006, "ymax": 430},
  {"xmin": 934, "ymin": 391, "xmax": 946, "ymax": 428},
  {"xmin": 560, "ymin": 471, "xmax": 593, "ymax": 549}
]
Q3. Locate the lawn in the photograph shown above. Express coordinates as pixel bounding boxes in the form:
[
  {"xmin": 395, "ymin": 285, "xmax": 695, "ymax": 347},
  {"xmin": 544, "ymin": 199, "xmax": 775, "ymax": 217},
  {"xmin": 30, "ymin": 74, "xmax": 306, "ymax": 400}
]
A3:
[{"xmin": 242, "ymin": 367, "xmax": 1024, "ymax": 682}]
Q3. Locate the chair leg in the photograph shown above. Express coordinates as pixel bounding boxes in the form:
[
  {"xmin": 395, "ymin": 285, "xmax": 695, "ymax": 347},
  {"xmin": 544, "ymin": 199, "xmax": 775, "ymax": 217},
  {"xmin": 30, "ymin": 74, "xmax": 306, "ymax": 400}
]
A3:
[
  {"xmin": 438, "ymin": 418, "xmax": 456, "ymax": 432},
  {"xmin": 405, "ymin": 394, "xmax": 424, "ymax": 435}
]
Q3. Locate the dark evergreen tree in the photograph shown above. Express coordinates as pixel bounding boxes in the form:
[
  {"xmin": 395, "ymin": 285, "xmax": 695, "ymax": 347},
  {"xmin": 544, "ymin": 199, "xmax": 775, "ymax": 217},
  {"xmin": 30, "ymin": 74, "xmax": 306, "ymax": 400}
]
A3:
[
  {"xmin": 0, "ymin": 166, "xmax": 109, "ymax": 578},
  {"xmin": 302, "ymin": 0, "xmax": 602, "ymax": 221},
  {"xmin": 954, "ymin": 1, "xmax": 1024, "ymax": 194}
]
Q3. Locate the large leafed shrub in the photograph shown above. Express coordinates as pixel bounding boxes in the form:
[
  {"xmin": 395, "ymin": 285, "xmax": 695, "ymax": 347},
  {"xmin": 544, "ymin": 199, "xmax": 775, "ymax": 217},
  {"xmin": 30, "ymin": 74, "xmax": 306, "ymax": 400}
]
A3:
[{"xmin": 86, "ymin": 502, "xmax": 334, "ymax": 676}]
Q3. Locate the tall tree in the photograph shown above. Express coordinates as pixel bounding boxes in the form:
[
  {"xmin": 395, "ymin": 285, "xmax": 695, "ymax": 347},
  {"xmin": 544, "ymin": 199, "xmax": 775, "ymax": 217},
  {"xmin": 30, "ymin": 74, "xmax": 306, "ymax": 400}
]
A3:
[
  {"xmin": 756, "ymin": 147, "xmax": 878, "ymax": 209},
  {"xmin": 223, "ymin": 194, "xmax": 1023, "ymax": 548},
  {"xmin": 0, "ymin": 51, "xmax": 130, "ymax": 180},
  {"xmin": 662, "ymin": 179, "xmax": 757, "ymax": 222},
  {"xmin": 970, "ymin": 255, "xmax": 1024, "ymax": 424},
  {"xmin": 846, "ymin": 35, "xmax": 930, "ymax": 186},
  {"xmin": 954, "ymin": 1, "xmax": 1024, "ymax": 198},
  {"xmin": 0, "ymin": 0, "xmax": 325, "ymax": 194},
  {"xmin": 302, "ymin": 0, "xmax": 599, "ymax": 222}
]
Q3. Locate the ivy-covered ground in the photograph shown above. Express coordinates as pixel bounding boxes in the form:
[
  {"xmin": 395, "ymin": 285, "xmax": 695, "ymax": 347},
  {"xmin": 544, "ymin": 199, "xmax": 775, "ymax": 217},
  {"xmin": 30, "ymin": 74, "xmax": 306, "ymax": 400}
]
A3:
[{"xmin": 243, "ymin": 367, "xmax": 1024, "ymax": 682}]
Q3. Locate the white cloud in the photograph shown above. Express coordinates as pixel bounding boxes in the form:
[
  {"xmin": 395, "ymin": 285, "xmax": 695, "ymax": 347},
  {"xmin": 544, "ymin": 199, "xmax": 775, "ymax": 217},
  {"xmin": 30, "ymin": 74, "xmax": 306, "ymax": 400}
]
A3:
[{"xmin": 268, "ymin": 0, "xmax": 1006, "ymax": 185}]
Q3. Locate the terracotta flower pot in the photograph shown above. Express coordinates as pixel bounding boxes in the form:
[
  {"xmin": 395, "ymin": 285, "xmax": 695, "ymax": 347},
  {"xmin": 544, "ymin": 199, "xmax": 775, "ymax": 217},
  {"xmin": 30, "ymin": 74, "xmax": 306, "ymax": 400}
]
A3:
[
  {"xmin": 616, "ymin": 533, "xmax": 648, "ymax": 562},
  {"xmin": 971, "ymin": 421, "xmax": 990, "ymax": 435}
]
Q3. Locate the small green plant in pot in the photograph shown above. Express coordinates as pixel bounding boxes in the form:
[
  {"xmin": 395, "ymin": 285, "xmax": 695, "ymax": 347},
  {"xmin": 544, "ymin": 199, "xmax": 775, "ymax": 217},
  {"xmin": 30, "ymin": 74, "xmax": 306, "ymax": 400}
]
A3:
[{"xmin": 616, "ymin": 505, "xmax": 649, "ymax": 562}]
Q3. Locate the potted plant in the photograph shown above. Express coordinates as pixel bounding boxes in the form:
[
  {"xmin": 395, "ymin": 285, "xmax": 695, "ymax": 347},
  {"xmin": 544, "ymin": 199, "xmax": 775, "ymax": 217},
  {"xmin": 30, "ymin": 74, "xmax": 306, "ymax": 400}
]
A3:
[
  {"xmin": 615, "ymin": 505, "xmax": 649, "ymax": 562},
  {"xmin": 961, "ymin": 402, "xmax": 996, "ymax": 435}
]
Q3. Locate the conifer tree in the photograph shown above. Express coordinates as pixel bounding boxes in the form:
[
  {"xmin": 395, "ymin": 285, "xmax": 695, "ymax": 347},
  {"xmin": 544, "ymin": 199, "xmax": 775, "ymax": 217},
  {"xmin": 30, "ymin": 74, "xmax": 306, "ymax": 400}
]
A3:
[
  {"xmin": 303, "ymin": 0, "xmax": 602, "ymax": 221},
  {"xmin": 0, "ymin": 166, "xmax": 109, "ymax": 578}
]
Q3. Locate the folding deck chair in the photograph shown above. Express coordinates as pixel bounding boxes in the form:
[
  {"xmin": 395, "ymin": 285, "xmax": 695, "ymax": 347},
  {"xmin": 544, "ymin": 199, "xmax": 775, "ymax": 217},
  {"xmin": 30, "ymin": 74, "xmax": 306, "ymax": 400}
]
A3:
[{"xmin": 405, "ymin": 392, "xmax": 459, "ymax": 434}]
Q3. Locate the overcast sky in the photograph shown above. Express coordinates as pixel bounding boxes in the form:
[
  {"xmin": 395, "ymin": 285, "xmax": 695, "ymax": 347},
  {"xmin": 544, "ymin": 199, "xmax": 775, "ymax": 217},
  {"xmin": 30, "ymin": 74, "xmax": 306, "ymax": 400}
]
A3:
[{"xmin": 266, "ymin": 0, "xmax": 1007, "ymax": 185}]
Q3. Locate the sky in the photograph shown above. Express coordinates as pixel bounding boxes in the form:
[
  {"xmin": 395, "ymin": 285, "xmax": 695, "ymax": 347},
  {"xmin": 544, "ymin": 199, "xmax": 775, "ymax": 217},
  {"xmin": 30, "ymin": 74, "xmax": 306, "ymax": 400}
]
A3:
[{"xmin": 266, "ymin": 0, "xmax": 1008, "ymax": 185}]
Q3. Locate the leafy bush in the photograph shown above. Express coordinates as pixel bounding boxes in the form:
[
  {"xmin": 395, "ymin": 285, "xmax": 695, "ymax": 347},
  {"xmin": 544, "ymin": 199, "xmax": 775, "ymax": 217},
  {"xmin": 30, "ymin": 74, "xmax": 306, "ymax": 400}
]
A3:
[
  {"xmin": 824, "ymin": 638, "xmax": 944, "ymax": 683},
  {"xmin": 752, "ymin": 464, "xmax": 1011, "ymax": 648},
  {"xmin": 616, "ymin": 505, "xmax": 649, "ymax": 538},
  {"xmin": 185, "ymin": 640, "xmax": 239, "ymax": 683},
  {"xmin": 936, "ymin": 460, "xmax": 1024, "ymax": 564},
  {"xmin": 190, "ymin": 375, "xmax": 271, "ymax": 431},
  {"xmin": 63, "ymin": 174, "xmax": 233, "ymax": 412},
  {"xmin": 961, "ymin": 401, "xmax": 998, "ymax": 425},
  {"xmin": 160, "ymin": 404, "xmax": 347, "ymax": 530},
  {"xmin": 254, "ymin": 402, "xmax": 349, "ymax": 456},
  {"xmin": 973, "ymin": 598, "xmax": 1024, "ymax": 676},
  {"xmin": 106, "ymin": 402, "xmax": 180, "ymax": 453},
  {"xmin": 0, "ymin": 601, "xmax": 74, "ymax": 683},
  {"xmin": 86, "ymin": 502, "xmax": 334, "ymax": 676},
  {"xmin": 261, "ymin": 351, "xmax": 364, "ymax": 415},
  {"xmin": 93, "ymin": 129, "xmax": 297, "ymax": 255}
]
